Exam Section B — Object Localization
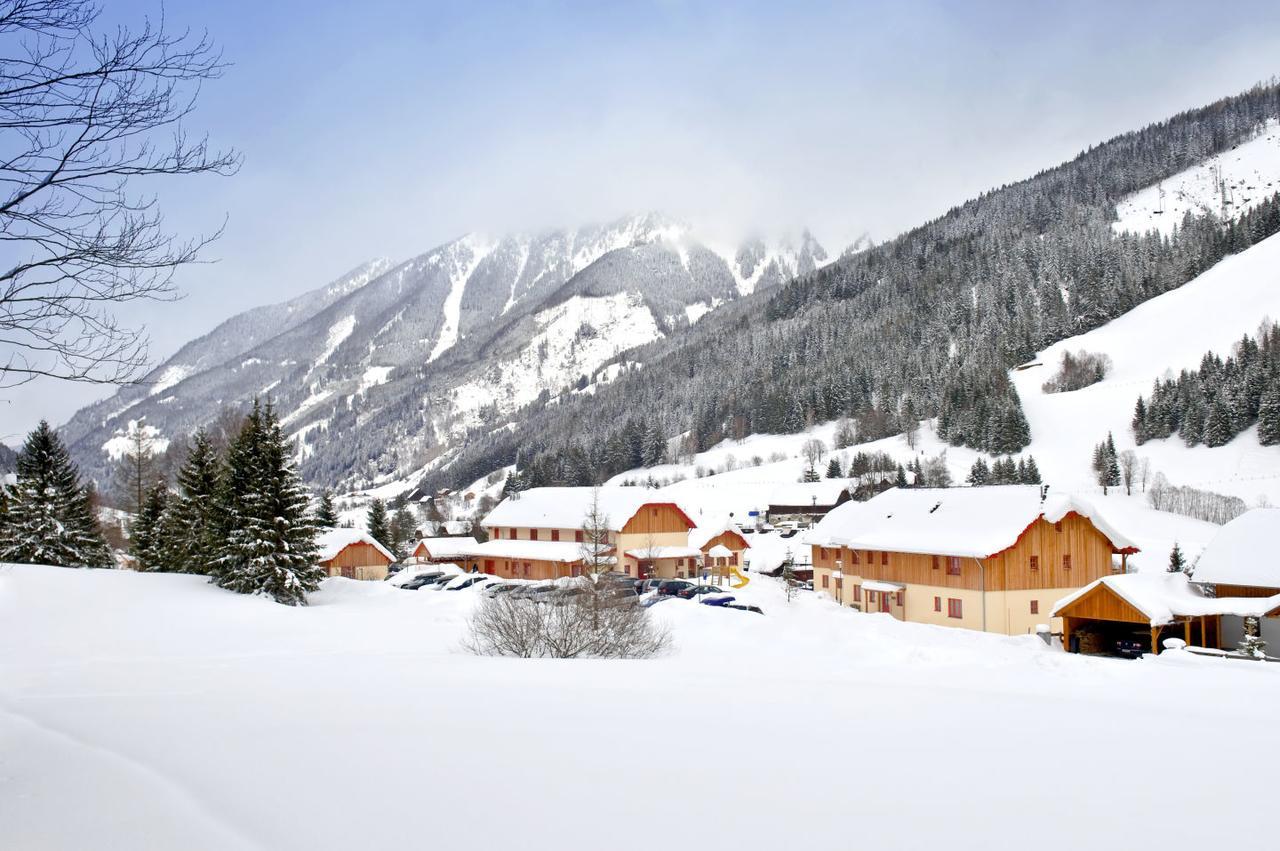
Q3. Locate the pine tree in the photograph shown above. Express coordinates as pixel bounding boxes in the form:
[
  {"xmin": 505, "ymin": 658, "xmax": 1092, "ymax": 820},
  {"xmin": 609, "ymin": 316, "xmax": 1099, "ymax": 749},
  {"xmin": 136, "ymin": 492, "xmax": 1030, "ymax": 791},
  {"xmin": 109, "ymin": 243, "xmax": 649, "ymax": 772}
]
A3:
[
  {"xmin": 366, "ymin": 498, "xmax": 392, "ymax": 552},
  {"xmin": 1131, "ymin": 396, "xmax": 1148, "ymax": 444},
  {"xmin": 1167, "ymin": 541, "xmax": 1186, "ymax": 573},
  {"xmin": 389, "ymin": 506, "xmax": 416, "ymax": 557},
  {"xmin": 1022, "ymin": 455, "xmax": 1042, "ymax": 484},
  {"xmin": 825, "ymin": 457, "xmax": 843, "ymax": 479},
  {"xmin": 1260, "ymin": 385, "xmax": 1280, "ymax": 446},
  {"xmin": 216, "ymin": 400, "xmax": 323, "ymax": 605},
  {"xmin": 315, "ymin": 488, "xmax": 338, "ymax": 528},
  {"xmin": 1202, "ymin": 399, "xmax": 1233, "ymax": 447},
  {"xmin": 0, "ymin": 421, "xmax": 110, "ymax": 567},
  {"xmin": 967, "ymin": 458, "xmax": 990, "ymax": 486},
  {"xmin": 163, "ymin": 430, "xmax": 224, "ymax": 574},
  {"xmin": 895, "ymin": 464, "xmax": 908, "ymax": 488},
  {"xmin": 131, "ymin": 481, "xmax": 169, "ymax": 571}
]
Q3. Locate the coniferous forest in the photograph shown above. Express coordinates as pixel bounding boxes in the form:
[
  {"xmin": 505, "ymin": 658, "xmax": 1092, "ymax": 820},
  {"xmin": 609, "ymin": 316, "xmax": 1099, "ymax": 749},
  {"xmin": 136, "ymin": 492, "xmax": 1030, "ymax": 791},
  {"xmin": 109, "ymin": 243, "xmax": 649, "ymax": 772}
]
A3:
[{"xmin": 429, "ymin": 84, "xmax": 1280, "ymax": 491}]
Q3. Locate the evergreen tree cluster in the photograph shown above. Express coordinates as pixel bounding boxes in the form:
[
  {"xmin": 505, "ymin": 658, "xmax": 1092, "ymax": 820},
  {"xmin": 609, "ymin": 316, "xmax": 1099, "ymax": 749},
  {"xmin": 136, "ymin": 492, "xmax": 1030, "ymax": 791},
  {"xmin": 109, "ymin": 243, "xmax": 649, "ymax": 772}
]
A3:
[
  {"xmin": 1132, "ymin": 321, "xmax": 1280, "ymax": 448},
  {"xmin": 966, "ymin": 455, "xmax": 1042, "ymax": 486},
  {"xmin": 0, "ymin": 421, "xmax": 111, "ymax": 567},
  {"xmin": 427, "ymin": 84, "xmax": 1280, "ymax": 493},
  {"xmin": 131, "ymin": 400, "xmax": 324, "ymax": 605},
  {"xmin": 1092, "ymin": 433, "xmax": 1121, "ymax": 494}
]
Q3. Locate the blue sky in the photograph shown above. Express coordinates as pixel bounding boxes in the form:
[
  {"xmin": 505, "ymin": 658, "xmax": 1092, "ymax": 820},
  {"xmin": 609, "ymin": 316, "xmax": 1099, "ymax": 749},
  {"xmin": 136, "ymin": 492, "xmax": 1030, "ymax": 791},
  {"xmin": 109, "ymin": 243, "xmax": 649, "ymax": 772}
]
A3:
[{"xmin": 5, "ymin": 0, "xmax": 1280, "ymax": 439}]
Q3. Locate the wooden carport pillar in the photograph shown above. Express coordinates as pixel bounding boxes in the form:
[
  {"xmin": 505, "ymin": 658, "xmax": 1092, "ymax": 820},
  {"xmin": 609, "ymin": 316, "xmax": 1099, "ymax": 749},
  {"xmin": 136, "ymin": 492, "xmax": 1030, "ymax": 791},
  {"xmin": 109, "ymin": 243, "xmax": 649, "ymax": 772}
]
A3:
[{"xmin": 1150, "ymin": 626, "xmax": 1161, "ymax": 655}]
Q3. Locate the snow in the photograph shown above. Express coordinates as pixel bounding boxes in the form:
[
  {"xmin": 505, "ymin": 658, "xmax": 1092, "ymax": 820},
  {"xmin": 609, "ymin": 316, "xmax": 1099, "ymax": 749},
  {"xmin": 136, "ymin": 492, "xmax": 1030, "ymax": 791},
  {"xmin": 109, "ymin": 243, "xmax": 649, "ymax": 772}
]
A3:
[
  {"xmin": 807, "ymin": 485, "xmax": 1138, "ymax": 559},
  {"xmin": 1191, "ymin": 508, "xmax": 1280, "ymax": 587},
  {"xmin": 1011, "ymin": 231, "xmax": 1280, "ymax": 507},
  {"xmin": 1052, "ymin": 570, "xmax": 1280, "ymax": 626},
  {"xmin": 3, "ymin": 562, "xmax": 1279, "ymax": 850},
  {"xmin": 461, "ymin": 538, "xmax": 590, "ymax": 563},
  {"xmin": 148, "ymin": 365, "xmax": 191, "ymax": 396},
  {"xmin": 706, "ymin": 544, "xmax": 733, "ymax": 559},
  {"xmin": 1113, "ymin": 119, "xmax": 1280, "ymax": 236},
  {"xmin": 411, "ymin": 536, "xmax": 479, "ymax": 560},
  {"xmin": 428, "ymin": 235, "xmax": 494, "ymax": 363},
  {"xmin": 315, "ymin": 527, "xmax": 395, "ymax": 563},
  {"xmin": 623, "ymin": 545, "xmax": 703, "ymax": 559},
  {"xmin": 484, "ymin": 486, "xmax": 693, "ymax": 533},
  {"xmin": 861, "ymin": 578, "xmax": 906, "ymax": 593},
  {"xmin": 684, "ymin": 298, "xmax": 721, "ymax": 324},
  {"xmin": 358, "ymin": 365, "xmax": 393, "ymax": 392},
  {"xmin": 317, "ymin": 315, "xmax": 356, "ymax": 367},
  {"xmin": 101, "ymin": 419, "xmax": 169, "ymax": 461}
]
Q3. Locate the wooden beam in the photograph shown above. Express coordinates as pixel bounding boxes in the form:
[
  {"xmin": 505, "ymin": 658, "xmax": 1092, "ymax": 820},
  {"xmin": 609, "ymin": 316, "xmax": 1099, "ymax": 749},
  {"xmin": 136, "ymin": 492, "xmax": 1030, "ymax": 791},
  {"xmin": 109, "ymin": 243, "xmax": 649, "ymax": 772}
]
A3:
[
  {"xmin": 1151, "ymin": 626, "xmax": 1160, "ymax": 655},
  {"xmin": 1184, "ymin": 619, "xmax": 1191, "ymax": 645}
]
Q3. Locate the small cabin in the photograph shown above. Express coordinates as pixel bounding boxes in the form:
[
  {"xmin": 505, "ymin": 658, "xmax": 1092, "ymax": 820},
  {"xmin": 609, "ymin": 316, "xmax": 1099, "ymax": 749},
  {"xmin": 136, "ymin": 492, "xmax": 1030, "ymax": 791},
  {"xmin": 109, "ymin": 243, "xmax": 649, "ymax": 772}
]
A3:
[
  {"xmin": 411, "ymin": 536, "xmax": 479, "ymax": 564},
  {"xmin": 317, "ymin": 528, "xmax": 395, "ymax": 581}
]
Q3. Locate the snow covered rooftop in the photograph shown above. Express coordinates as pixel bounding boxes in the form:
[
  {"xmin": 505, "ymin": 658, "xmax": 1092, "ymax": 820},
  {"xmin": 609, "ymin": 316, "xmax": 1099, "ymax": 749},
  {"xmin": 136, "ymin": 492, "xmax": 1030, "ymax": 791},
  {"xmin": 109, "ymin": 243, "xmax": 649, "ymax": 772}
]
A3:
[
  {"xmin": 689, "ymin": 519, "xmax": 749, "ymax": 550},
  {"xmin": 1052, "ymin": 571, "xmax": 1280, "ymax": 627},
  {"xmin": 806, "ymin": 486, "xmax": 1139, "ymax": 559},
  {"xmin": 766, "ymin": 481, "xmax": 851, "ymax": 507},
  {"xmin": 316, "ymin": 528, "xmax": 396, "ymax": 564},
  {"xmin": 411, "ymin": 537, "xmax": 479, "ymax": 559},
  {"xmin": 1189, "ymin": 509, "xmax": 1280, "ymax": 589},
  {"xmin": 462, "ymin": 539, "xmax": 591, "ymax": 564},
  {"xmin": 483, "ymin": 487, "xmax": 695, "ymax": 533},
  {"xmin": 624, "ymin": 546, "xmax": 703, "ymax": 559}
]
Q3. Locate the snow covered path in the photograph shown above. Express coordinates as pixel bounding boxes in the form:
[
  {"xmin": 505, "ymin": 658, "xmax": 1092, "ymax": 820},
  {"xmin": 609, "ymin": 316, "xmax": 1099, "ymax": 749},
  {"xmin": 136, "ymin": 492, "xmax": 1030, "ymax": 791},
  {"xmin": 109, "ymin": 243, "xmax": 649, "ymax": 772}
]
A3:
[{"xmin": 3, "ymin": 564, "xmax": 1279, "ymax": 850}]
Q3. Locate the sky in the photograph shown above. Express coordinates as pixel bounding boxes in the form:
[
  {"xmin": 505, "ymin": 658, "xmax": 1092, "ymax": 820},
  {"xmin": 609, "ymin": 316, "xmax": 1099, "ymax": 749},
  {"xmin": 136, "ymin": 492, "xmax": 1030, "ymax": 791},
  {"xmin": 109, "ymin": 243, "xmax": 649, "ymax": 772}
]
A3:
[{"xmin": 3, "ymin": 0, "xmax": 1280, "ymax": 442}]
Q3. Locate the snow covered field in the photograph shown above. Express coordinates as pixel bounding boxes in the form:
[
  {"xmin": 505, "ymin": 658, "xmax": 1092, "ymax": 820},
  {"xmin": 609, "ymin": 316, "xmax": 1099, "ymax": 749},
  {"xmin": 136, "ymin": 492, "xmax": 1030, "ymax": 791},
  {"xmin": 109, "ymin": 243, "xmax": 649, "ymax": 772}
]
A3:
[{"xmin": 3, "ymin": 563, "xmax": 1279, "ymax": 850}]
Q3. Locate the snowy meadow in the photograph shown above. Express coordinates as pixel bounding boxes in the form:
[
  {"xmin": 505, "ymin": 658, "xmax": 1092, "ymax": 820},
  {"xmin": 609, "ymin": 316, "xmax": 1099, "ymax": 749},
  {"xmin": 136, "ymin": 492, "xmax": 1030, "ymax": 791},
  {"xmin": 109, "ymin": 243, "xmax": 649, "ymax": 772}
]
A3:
[{"xmin": 2, "ymin": 563, "xmax": 1277, "ymax": 851}]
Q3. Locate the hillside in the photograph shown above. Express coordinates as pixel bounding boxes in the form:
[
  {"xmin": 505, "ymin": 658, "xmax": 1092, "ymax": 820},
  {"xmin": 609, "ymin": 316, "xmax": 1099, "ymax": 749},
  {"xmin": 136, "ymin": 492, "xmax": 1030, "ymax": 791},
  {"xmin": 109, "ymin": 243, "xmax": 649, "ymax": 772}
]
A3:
[
  {"xmin": 61, "ymin": 215, "xmax": 831, "ymax": 488},
  {"xmin": 3, "ymin": 562, "xmax": 1277, "ymax": 850}
]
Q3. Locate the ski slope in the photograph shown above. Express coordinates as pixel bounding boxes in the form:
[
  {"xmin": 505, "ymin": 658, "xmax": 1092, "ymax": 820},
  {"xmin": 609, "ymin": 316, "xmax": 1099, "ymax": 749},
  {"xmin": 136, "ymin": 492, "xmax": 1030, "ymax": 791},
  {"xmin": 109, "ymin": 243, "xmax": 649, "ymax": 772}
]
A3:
[
  {"xmin": 1011, "ymin": 231, "xmax": 1280, "ymax": 513},
  {"xmin": 3, "ymin": 563, "xmax": 1279, "ymax": 851},
  {"xmin": 1113, "ymin": 119, "xmax": 1280, "ymax": 236}
]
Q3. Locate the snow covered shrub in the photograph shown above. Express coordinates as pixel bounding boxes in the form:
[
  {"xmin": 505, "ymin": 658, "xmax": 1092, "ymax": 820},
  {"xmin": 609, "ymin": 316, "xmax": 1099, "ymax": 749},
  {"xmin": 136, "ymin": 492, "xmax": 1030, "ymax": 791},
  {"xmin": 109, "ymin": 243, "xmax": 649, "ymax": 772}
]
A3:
[
  {"xmin": 467, "ymin": 586, "xmax": 669, "ymax": 659},
  {"xmin": 1238, "ymin": 616, "xmax": 1267, "ymax": 659},
  {"xmin": 1041, "ymin": 350, "xmax": 1112, "ymax": 394}
]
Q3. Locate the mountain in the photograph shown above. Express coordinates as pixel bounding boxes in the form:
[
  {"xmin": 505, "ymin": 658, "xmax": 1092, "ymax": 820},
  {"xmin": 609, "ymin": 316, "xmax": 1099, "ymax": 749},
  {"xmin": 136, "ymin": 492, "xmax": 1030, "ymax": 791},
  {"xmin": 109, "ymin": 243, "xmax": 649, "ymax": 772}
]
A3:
[
  {"xmin": 428, "ymin": 83, "xmax": 1280, "ymax": 496},
  {"xmin": 62, "ymin": 214, "xmax": 832, "ymax": 487}
]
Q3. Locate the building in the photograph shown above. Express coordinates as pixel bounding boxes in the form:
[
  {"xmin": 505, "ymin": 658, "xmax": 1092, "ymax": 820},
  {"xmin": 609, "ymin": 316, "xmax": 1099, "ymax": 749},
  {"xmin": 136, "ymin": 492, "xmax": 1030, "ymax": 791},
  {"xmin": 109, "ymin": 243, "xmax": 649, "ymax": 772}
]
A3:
[
  {"xmin": 807, "ymin": 485, "xmax": 1139, "ymax": 636},
  {"xmin": 475, "ymin": 487, "xmax": 698, "ymax": 580},
  {"xmin": 765, "ymin": 481, "xmax": 853, "ymax": 527},
  {"xmin": 317, "ymin": 528, "xmax": 396, "ymax": 581},
  {"xmin": 690, "ymin": 522, "xmax": 750, "ymax": 583},
  {"xmin": 410, "ymin": 536, "xmax": 479, "ymax": 564},
  {"xmin": 1052, "ymin": 570, "xmax": 1280, "ymax": 655},
  {"xmin": 1184, "ymin": 508, "xmax": 1280, "ymax": 649}
]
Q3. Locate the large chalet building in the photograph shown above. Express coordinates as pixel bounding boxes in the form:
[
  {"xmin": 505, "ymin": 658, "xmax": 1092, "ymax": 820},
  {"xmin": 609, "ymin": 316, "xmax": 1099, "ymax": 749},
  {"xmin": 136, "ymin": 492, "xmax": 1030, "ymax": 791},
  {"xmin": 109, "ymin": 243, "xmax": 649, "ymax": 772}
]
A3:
[
  {"xmin": 464, "ymin": 487, "xmax": 701, "ymax": 581},
  {"xmin": 807, "ymin": 485, "xmax": 1139, "ymax": 636}
]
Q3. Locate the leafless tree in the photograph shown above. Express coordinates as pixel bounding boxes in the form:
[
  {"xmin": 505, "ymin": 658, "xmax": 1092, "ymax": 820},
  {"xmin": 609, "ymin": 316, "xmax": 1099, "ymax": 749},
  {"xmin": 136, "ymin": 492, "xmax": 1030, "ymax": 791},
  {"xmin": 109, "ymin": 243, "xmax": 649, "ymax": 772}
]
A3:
[
  {"xmin": 0, "ymin": 1, "xmax": 238, "ymax": 387},
  {"xmin": 801, "ymin": 438, "xmax": 826, "ymax": 473},
  {"xmin": 112, "ymin": 419, "xmax": 159, "ymax": 514},
  {"xmin": 1118, "ymin": 449, "xmax": 1137, "ymax": 496},
  {"xmin": 1137, "ymin": 457, "xmax": 1151, "ymax": 493}
]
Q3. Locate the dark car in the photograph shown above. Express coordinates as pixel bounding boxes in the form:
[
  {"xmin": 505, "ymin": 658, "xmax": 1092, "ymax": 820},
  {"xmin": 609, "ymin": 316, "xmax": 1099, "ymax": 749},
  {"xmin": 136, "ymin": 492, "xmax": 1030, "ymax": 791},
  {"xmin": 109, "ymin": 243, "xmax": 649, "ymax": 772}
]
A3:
[
  {"xmin": 446, "ymin": 575, "xmax": 490, "ymax": 591},
  {"xmin": 698, "ymin": 594, "xmax": 736, "ymax": 607},
  {"xmin": 1113, "ymin": 637, "xmax": 1148, "ymax": 659},
  {"xmin": 656, "ymin": 580, "xmax": 695, "ymax": 597},
  {"xmin": 386, "ymin": 564, "xmax": 404, "ymax": 576},
  {"xmin": 726, "ymin": 603, "xmax": 764, "ymax": 615},
  {"xmin": 676, "ymin": 584, "xmax": 725, "ymax": 599},
  {"xmin": 399, "ymin": 572, "xmax": 445, "ymax": 590}
]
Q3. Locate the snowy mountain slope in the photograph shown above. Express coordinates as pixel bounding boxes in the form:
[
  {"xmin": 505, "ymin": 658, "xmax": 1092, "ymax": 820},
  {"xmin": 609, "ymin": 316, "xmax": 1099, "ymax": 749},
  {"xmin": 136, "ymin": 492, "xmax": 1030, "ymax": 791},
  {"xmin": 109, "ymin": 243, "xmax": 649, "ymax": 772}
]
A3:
[
  {"xmin": 63, "ymin": 214, "xmax": 831, "ymax": 489},
  {"xmin": 1113, "ymin": 118, "xmax": 1280, "ymax": 235},
  {"xmin": 1010, "ymin": 231, "xmax": 1280, "ymax": 506}
]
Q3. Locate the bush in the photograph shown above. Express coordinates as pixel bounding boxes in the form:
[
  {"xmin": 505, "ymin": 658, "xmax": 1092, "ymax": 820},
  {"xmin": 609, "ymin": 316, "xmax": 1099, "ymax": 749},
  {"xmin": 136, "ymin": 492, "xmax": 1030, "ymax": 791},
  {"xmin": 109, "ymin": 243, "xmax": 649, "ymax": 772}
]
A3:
[
  {"xmin": 1042, "ymin": 350, "xmax": 1112, "ymax": 393},
  {"xmin": 466, "ymin": 585, "xmax": 670, "ymax": 659}
]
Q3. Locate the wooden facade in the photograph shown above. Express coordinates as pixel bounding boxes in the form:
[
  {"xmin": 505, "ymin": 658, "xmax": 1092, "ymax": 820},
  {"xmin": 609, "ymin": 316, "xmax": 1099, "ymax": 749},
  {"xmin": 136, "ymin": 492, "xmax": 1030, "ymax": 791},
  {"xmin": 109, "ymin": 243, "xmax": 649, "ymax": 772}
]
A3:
[
  {"xmin": 620, "ymin": 503, "xmax": 696, "ymax": 536},
  {"xmin": 320, "ymin": 541, "xmax": 393, "ymax": 581}
]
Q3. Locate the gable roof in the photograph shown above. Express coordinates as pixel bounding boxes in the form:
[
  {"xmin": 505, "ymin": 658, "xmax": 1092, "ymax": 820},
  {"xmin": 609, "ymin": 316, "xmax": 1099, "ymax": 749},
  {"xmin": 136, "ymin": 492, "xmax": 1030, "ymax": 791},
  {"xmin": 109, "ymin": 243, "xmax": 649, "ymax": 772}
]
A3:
[
  {"xmin": 483, "ymin": 487, "xmax": 695, "ymax": 533},
  {"xmin": 412, "ymin": 536, "xmax": 479, "ymax": 559},
  {"xmin": 805, "ymin": 485, "xmax": 1138, "ymax": 559},
  {"xmin": 316, "ymin": 528, "xmax": 396, "ymax": 564},
  {"xmin": 689, "ymin": 518, "xmax": 750, "ymax": 551},
  {"xmin": 766, "ymin": 481, "xmax": 852, "ymax": 508},
  {"xmin": 1053, "ymin": 571, "xmax": 1280, "ymax": 626},
  {"xmin": 1190, "ymin": 508, "xmax": 1280, "ymax": 588}
]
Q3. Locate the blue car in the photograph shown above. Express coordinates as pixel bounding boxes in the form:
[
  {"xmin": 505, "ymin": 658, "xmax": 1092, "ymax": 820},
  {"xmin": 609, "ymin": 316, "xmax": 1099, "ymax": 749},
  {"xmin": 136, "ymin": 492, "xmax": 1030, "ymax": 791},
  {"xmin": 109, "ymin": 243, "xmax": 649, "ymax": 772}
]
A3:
[{"xmin": 699, "ymin": 594, "xmax": 736, "ymax": 607}]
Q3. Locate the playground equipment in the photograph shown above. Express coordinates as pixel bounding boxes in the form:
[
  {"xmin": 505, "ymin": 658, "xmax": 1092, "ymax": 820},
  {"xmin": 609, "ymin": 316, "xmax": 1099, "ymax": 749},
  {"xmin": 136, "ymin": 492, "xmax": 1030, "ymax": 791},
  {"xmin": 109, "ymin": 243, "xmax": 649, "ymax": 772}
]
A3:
[{"xmin": 729, "ymin": 568, "xmax": 750, "ymax": 589}]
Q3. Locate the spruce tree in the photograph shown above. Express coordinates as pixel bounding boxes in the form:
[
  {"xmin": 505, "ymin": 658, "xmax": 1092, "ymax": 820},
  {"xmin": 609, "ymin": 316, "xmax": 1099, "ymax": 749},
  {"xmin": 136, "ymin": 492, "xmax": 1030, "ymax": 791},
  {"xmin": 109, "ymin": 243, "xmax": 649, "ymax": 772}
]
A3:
[
  {"xmin": 216, "ymin": 400, "xmax": 323, "ymax": 605},
  {"xmin": 1022, "ymin": 455, "xmax": 1042, "ymax": 484},
  {"xmin": 1168, "ymin": 542, "xmax": 1186, "ymax": 573},
  {"xmin": 163, "ymin": 430, "xmax": 224, "ymax": 574},
  {"xmin": 825, "ymin": 457, "xmax": 843, "ymax": 479},
  {"xmin": 895, "ymin": 464, "xmax": 908, "ymax": 488},
  {"xmin": 366, "ymin": 498, "xmax": 392, "ymax": 552},
  {"xmin": 1202, "ymin": 400, "xmax": 1233, "ymax": 447},
  {"xmin": 967, "ymin": 458, "xmax": 990, "ymax": 486},
  {"xmin": 1259, "ymin": 386, "xmax": 1280, "ymax": 446},
  {"xmin": 0, "ymin": 421, "xmax": 111, "ymax": 567},
  {"xmin": 132, "ymin": 481, "xmax": 169, "ymax": 571},
  {"xmin": 315, "ymin": 488, "xmax": 338, "ymax": 528}
]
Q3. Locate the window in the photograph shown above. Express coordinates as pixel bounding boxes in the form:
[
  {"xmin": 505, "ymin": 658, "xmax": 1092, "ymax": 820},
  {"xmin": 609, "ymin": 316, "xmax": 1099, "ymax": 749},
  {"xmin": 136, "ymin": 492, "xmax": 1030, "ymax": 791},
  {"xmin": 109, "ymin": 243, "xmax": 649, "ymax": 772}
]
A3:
[
  {"xmin": 575, "ymin": 530, "xmax": 584, "ymax": 543},
  {"xmin": 551, "ymin": 529, "xmax": 559, "ymax": 542},
  {"xmin": 1063, "ymin": 554, "xmax": 1072, "ymax": 570},
  {"xmin": 484, "ymin": 559, "xmax": 494, "ymax": 572},
  {"xmin": 881, "ymin": 551, "xmax": 889, "ymax": 566},
  {"xmin": 946, "ymin": 557, "xmax": 961, "ymax": 576},
  {"xmin": 895, "ymin": 591, "xmax": 904, "ymax": 606},
  {"xmin": 934, "ymin": 596, "xmax": 942, "ymax": 612},
  {"xmin": 947, "ymin": 598, "xmax": 963, "ymax": 619},
  {"xmin": 822, "ymin": 574, "xmax": 830, "ymax": 589},
  {"xmin": 1055, "ymin": 521, "xmax": 1062, "ymax": 532},
  {"xmin": 819, "ymin": 547, "xmax": 827, "ymax": 559},
  {"xmin": 677, "ymin": 558, "xmax": 684, "ymax": 567},
  {"xmin": 523, "ymin": 563, "xmax": 531, "ymax": 577},
  {"xmin": 1029, "ymin": 555, "xmax": 1039, "ymax": 571},
  {"xmin": 851, "ymin": 550, "xmax": 860, "ymax": 565},
  {"xmin": 853, "ymin": 586, "xmax": 861, "ymax": 602},
  {"xmin": 1030, "ymin": 600, "xmax": 1039, "ymax": 615},
  {"xmin": 932, "ymin": 555, "xmax": 939, "ymax": 570},
  {"xmin": 867, "ymin": 590, "xmax": 878, "ymax": 604},
  {"xmin": 866, "ymin": 551, "xmax": 873, "ymax": 564}
]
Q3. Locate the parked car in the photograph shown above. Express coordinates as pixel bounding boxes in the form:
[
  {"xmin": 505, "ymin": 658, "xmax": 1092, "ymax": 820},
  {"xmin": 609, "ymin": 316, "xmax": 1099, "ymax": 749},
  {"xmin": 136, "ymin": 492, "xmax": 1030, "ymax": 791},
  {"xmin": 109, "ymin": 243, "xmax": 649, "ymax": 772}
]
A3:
[
  {"xmin": 676, "ymin": 584, "xmax": 725, "ymax": 599},
  {"xmin": 1113, "ymin": 636, "xmax": 1148, "ymax": 659},
  {"xmin": 635, "ymin": 578, "xmax": 665, "ymax": 594},
  {"xmin": 422, "ymin": 573, "xmax": 460, "ymax": 590},
  {"xmin": 483, "ymin": 582, "xmax": 518, "ymax": 598},
  {"xmin": 399, "ymin": 572, "xmax": 445, "ymax": 590},
  {"xmin": 699, "ymin": 594, "xmax": 736, "ymax": 607},
  {"xmin": 386, "ymin": 564, "xmax": 404, "ymax": 576},
  {"xmin": 656, "ymin": 579, "xmax": 695, "ymax": 597},
  {"xmin": 726, "ymin": 603, "xmax": 764, "ymax": 615},
  {"xmin": 445, "ymin": 574, "xmax": 491, "ymax": 591}
]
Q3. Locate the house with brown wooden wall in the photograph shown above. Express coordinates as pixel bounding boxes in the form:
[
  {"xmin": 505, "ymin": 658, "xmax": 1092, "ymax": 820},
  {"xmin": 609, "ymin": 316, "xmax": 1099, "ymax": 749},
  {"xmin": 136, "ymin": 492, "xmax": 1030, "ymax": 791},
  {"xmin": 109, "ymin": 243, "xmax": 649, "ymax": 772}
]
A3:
[
  {"xmin": 317, "ymin": 528, "xmax": 396, "ymax": 581},
  {"xmin": 689, "ymin": 522, "xmax": 750, "ymax": 583},
  {"xmin": 806, "ymin": 485, "xmax": 1139, "ymax": 636},
  {"xmin": 470, "ymin": 487, "xmax": 699, "ymax": 580},
  {"xmin": 410, "ymin": 536, "xmax": 479, "ymax": 564}
]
